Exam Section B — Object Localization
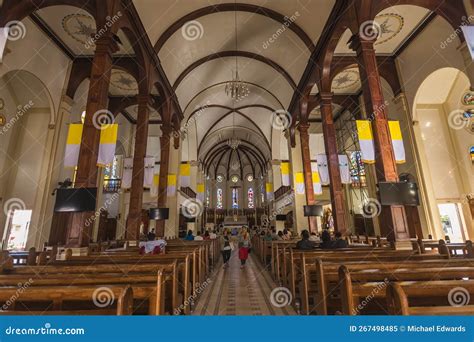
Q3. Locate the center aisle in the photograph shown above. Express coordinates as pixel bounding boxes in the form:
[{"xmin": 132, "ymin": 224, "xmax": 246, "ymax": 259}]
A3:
[{"xmin": 193, "ymin": 249, "xmax": 296, "ymax": 315}]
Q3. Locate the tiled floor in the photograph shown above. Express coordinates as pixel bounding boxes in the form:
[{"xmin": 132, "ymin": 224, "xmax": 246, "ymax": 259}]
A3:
[{"xmin": 193, "ymin": 252, "xmax": 296, "ymax": 315}]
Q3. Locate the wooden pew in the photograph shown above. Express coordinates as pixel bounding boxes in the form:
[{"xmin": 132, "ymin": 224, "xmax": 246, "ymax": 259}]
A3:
[
  {"xmin": 0, "ymin": 285, "xmax": 133, "ymax": 315},
  {"xmin": 386, "ymin": 280, "xmax": 474, "ymax": 315},
  {"xmin": 339, "ymin": 264, "xmax": 474, "ymax": 315},
  {"xmin": 297, "ymin": 253, "xmax": 454, "ymax": 315}
]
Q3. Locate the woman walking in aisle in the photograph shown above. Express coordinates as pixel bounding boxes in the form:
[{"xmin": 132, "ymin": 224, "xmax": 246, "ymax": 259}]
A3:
[
  {"xmin": 221, "ymin": 229, "xmax": 232, "ymax": 268},
  {"xmin": 238, "ymin": 228, "xmax": 251, "ymax": 269}
]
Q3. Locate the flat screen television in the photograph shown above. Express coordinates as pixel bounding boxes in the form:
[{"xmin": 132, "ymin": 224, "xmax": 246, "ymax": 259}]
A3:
[
  {"xmin": 275, "ymin": 215, "xmax": 287, "ymax": 221},
  {"xmin": 149, "ymin": 208, "xmax": 169, "ymax": 220},
  {"xmin": 54, "ymin": 188, "xmax": 97, "ymax": 212},
  {"xmin": 303, "ymin": 205, "xmax": 323, "ymax": 217},
  {"xmin": 378, "ymin": 182, "xmax": 419, "ymax": 206}
]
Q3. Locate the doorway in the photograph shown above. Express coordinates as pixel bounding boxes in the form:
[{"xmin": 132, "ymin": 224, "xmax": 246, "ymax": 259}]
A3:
[
  {"xmin": 2, "ymin": 209, "xmax": 32, "ymax": 251},
  {"xmin": 438, "ymin": 203, "xmax": 465, "ymax": 243}
]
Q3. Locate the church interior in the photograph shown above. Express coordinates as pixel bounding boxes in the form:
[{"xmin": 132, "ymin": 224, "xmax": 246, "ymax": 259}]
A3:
[{"xmin": 0, "ymin": 0, "xmax": 474, "ymax": 316}]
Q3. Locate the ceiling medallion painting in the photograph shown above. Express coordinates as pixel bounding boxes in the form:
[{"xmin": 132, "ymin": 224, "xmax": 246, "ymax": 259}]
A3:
[
  {"xmin": 110, "ymin": 70, "xmax": 138, "ymax": 92},
  {"xmin": 62, "ymin": 13, "xmax": 96, "ymax": 45},
  {"xmin": 332, "ymin": 69, "xmax": 359, "ymax": 90},
  {"xmin": 374, "ymin": 13, "xmax": 404, "ymax": 46},
  {"xmin": 462, "ymin": 92, "xmax": 474, "ymax": 106}
]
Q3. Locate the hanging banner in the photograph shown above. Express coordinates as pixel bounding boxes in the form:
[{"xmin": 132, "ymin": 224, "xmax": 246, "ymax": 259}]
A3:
[
  {"xmin": 97, "ymin": 124, "xmax": 118, "ymax": 166},
  {"xmin": 388, "ymin": 121, "xmax": 406, "ymax": 164},
  {"xmin": 265, "ymin": 183, "xmax": 274, "ymax": 200},
  {"xmin": 295, "ymin": 172, "xmax": 305, "ymax": 195},
  {"xmin": 280, "ymin": 162, "xmax": 290, "ymax": 186},
  {"xmin": 316, "ymin": 154, "xmax": 330, "ymax": 185},
  {"xmin": 64, "ymin": 123, "xmax": 83, "ymax": 167},
  {"xmin": 168, "ymin": 174, "xmax": 177, "ymax": 196},
  {"xmin": 356, "ymin": 120, "xmax": 375, "ymax": 163},
  {"xmin": 461, "ymin": 26, "xmax": 474, "ymax": 60},
  {"xmin": 144, "ymin": 157, "xmax": 155, "ymax": 187},
  {"xmin": 121, "ymin": 157, "xmax": 133, "ymax": 189},
  {"xmin": 196, "ymin": 183, "xmax": 205, "ymax": 202},
  {"xmin": 338, "ymin": 154, "xmax": 351, "ymax": 184},
  {"xmin": 150, "ymin": 173, "xmax": 159, "ymax": 197},
  {"xmin": 311, "ymin": 162, "xmax": 322, "ymax": 195},
  {"xmin": 180, "ymin": 163, "xmax": 191, "ymax": 187}
]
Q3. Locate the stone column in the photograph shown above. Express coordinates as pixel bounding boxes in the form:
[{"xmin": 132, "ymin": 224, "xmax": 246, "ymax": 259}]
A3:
[
  {"xmin": 156, "ymin": 124, "xmax": 172, "ymax": 237},
  {"xmin": 350, "ymin": 35, "xmax": 410, "ymax": 245},
  {"xmin": 298, "ymin": 123, "xmax": 318, "ymax": 233},
  {"xmin": 126, "ymin": 95, "xmax": 149, "ymax": 240},
  {"xmin": 320, "ymin": 93, "xmax": 348, "ymax": 235},
  {"xmin": 288, "ymin": 129, "xmax": 307, "ymax": 234},
  {"xmin": 65, "ymin": 35, "xmax": 118, "ymax": 247}
]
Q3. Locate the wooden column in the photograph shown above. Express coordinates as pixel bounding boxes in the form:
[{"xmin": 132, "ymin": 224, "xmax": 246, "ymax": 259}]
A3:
[
  {"xmin": 320, "ymin": 93, "xmax": 347, "ymax": 235},
  {"xmin": 349, "ymin": 35, "xmax": 409, "ymax": 243},
  {"xmin": 298, "ymin": 123, "xmax": 318, "ymax": 233},
  {"xmin": 65, "ymin": 35, "xmax": 118, "ymax": 247},
  {"xmin": 126, "ymin": 95, "xmax": 150, "ymax": 240},
  {"xmin": 156, "ymin": 124, "xmax": 172, "ymax": 237}
]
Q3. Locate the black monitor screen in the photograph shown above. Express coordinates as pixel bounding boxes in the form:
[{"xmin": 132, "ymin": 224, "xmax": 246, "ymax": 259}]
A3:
[
  {"xmin": 54, "ymin": 188, "xmax": 97, "ymax": 212},
  {"xmin": 149, "ymin": 208, "xmax": 169, "ymax": 220},
  {"xmin": 275, "ymin": 215, "xmax": 287, "ymax": 221},
  {"xmin": 378, "ymin": 182, "xmax": 419, "ymax": 206},
  {"xmin": 304, "ymin": 205, "xmax": 323, "ymax": 217}
]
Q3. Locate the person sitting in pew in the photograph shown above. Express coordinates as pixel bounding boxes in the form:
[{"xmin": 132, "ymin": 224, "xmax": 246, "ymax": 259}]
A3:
[
  {"xmin": 296, "ymin": 230, "xmax": 317, "ymax": 250},
  {"xmin": 320, "ymin": 227, "xmax": 332, "ymax": 249},
  {"xmin": 331, "ymin": 232, "xmax": 348, "ymax": 249},
  {"xmin": 194, "ymin": 231, "xmax": 204, "ymax": 241},
  {"xmin": 203, "ymin": 231, "xmax": 211, "ymax": 240},
  {"xmin": 276, "ymin": 231, "xmax": 284, "ymax": 240},
  {"xmin": 210, "ymin": 230, "xmax": 217, "ymax": 239},
  {"xmin": 263, "ymin": 230, "xmax": 273, "ymax": 241},
  {"xmin": 309, "ymin": 232, "xmax": 320, "ymax": 243},
  {"xmin": 147, "ymin": 229, "xmax": 156, "ymax": 241},
  {"xmin": 270, "ymin": 227, "xmax": 278, "ymax": 240},
  {"xmin": 185, "ymin": 230, "xmax": 195, "ymax": 241}
]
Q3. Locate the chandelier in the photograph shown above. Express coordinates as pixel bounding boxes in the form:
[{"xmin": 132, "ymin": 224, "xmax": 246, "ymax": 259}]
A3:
[
  {"xmin": 225, "ymin": 1, "xmax": 250, "ymax": 102},
  {"xmin": 227, "ymin": 136, "xmax": 241, "ymax": 149},
  {"xmin": 225, "ymin": 70, "xmax": 250, "ymax": 102}
]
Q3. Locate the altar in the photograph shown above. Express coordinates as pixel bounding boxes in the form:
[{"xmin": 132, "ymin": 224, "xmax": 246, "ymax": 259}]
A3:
[{"xmin": 223, "ymin": 215, "xmax": 248, "ymax": 229}]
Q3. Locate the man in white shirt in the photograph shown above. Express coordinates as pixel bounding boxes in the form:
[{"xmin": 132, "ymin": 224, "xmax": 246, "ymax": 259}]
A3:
[{"xmin": 194, "ymin": 231, "xmax": 204, "ymax": 241}]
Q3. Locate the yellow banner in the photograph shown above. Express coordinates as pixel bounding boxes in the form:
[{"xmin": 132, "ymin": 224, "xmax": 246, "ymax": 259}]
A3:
[
  {"xmin": 280, "ymin": 162, "xmax": 290, "ymax": 175},
  {"xmin": 265, "ymin": 183, "xmax": 273, "ymax": 192},
  {"xmin": 388, "ymin": 120, "xmax": 402, "ymax": 141},
  {"xmin": 168, "ymin": 174, "xmax": 177, "ymax": 186},
  {"xmin": 295, "ymin": 172, "xmax": 305, "ymax": 184},
  {"xmin": 66, "ymin": 124, "xmax": 83, "ymax": 145},
  {"xmin": 356, "ymin": 120, "xmax": 373, "ymax": 140},
  {"xmin": 312, "ymin": 171, "xmax": 320, "ymax": 184},
  {"xmin": 180, "ymin": 163, "xmax": 191, "ymax": 176},
  {"xmin": 197, "ymin": 183, "xmax": 205, "ymax": 193},
  {"xmin": 153, "ymin": 174, "xmax": 160, "ymax": 186},
  {"xmin": 99, "ymin": 124, "xmax": 118, "ymax": 144}
]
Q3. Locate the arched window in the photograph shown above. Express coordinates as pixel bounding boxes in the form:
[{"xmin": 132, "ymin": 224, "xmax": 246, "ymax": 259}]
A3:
[
  {"xmin": 232, "ymin": 188, "xmax": 239, "ymax": 209},
  {"xmin": 247, "ymin": 188, "xmax": 254, "ymax": 208},
  {"xmin": 350, "ymin": 151, "xmax": 366, "ymax": 187},
  {"xmin": 216, "ymin": 188, "xmax": 223, "ymax": 209}
]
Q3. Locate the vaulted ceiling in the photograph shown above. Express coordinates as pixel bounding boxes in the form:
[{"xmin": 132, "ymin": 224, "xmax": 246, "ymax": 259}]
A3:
[{"xmin": 28, "ymin": 1, "xmax": 440, "ymax": 167}]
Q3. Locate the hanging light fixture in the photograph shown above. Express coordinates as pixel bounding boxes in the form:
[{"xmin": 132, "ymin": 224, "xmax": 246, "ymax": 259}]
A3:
[
  {"xmin": 225, "ymin": 2, "xmax": 250, "ymax": 102},
  {"xmin": 227, "ymin": 111, "xmax": 241, "ymax": 149}
]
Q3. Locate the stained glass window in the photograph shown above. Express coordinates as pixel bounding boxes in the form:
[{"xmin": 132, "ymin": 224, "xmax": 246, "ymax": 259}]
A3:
[
  {"xmin": 248, "ymin": 188, "xmax": 254, "ymax": 209},
  {"xmin": 216, "ymin": 188, "xmax": 223, "ymax": 209},
  {"xmin": 232, "ymin": 188, "xmax": 239, "ymax": 209},
  {"xmin": 349, "ymin": 151, "xmax": 366, "ymax": 187}
]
